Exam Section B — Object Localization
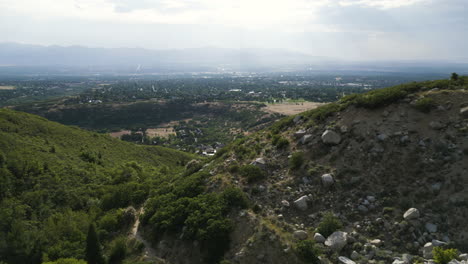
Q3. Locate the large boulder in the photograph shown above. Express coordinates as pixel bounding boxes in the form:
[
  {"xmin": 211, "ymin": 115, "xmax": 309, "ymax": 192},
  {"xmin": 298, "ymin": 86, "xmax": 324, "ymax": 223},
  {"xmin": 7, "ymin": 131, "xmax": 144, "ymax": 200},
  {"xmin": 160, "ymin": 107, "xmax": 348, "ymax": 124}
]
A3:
[
  {"xmin": 294, "ymin": 195, "xmax": 309, "ymax": 211},
  {"xmin": 460, "ymin": 106, "xmax": 468, "ymax": 118},
  {"xmin": 321, "ymin": 174, "xmax": 334, "ymax": 188},
  {"xmin": 300, "ymin": 134, "xmax": 313, "ymax": 144},
  {"xmin": 325, "ymin": 231, "xmax": 348, "ymax": 252},
  {"xmin": 294, "ymin": 129, "xmax": 307, "ymax": 138},
  {"xmin": 314, "ymin": 233, "xmax": 326, "ymax": 243},
  {"xmin": 250, "ymin": 158, "xmax": 266, "ymax": 169},
  {"xmin": 293, "ymin": 230, "xmax": 308, "ymax": 240},
  {"xmin": 338, "ymin": 256, "xmax": 356, "ymax": 264},
  {"xmin": 422, "ymin": 242, "xmax": 434, "ymax": 259},
  {"xmin": 403, "ymin": 208, "xmax": 420, "ymax": 220},
  {"xmin": 321, "ymin": 130, "xmax": 341, "ymax": 145}
]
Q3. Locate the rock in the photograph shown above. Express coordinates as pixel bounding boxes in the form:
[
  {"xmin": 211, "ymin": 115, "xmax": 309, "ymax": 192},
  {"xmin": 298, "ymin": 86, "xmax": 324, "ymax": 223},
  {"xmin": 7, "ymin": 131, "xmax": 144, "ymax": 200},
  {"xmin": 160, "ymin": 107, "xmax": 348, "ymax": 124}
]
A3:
[
  {"xmin": 321, "ymin": 130, "xmax": 341, "ymax": 145},
  {"xmin": 425, "ymin": 223, "xmax": 438, "ymax": 233},
  {"xmin": 281, "ymin": 200, "xmax": 290, "ymax": 207},
  {"xmin": 392, "ymin": 260, "xmax": 405, "ymax": 264},
  {"xmin": 250, "ymin": 158, "xmax": 266, "ymax": 168},
  {"xmin": 459, "ymin": 254, "xmax": 468, "ymax": 261},
  {"xmin": 294, "ymin": 230, "xmax": 308, "ymax": 240},
  {"xmin": 293, "ymin": 115, "xmax": 303, "ymax": 124},
  {"xmin": 429, "ymin": 121, "xmax": 445, "ymax": 130},
  {"xmin": 432, "ymin": 239, "xmax": 447, "ymax": 247},
  {"xmin": 358, "ymin": 205, "xmax": 368, "ymax": 213},
  {"xmin": 300, "ymin": 134, "xmax": 313, "ymax": 144},
  {"xmin": 314, "ymin": 233, "xmax": 326, "ymax": 243},
  {"xmin": 370, "ymin": 239, "xmax": 383, "ymax": 246},
  {"xmin": 350, "ymin": 251, "xmax": 360, "ymax": 260},
  {"xmin": 460, "ymin": 106, "xmax": 468, "ymax": 118},
  {"xmin": 403, "ymin": 208, "xmax": 420, "ymax": 220},
  {"xmin": 294, "ymin": 129, "xmax": 307, "ymax": 138},
  {"xmin": 423, "ymin": 242, "xmax": 434, "ymax": 259},
  {"xmin": 340, "ymin": 125, "xmax": 348, "ymax": 133},
  {"xmin": 367, "ymin": 196, "xmax": 376, "ymax": 202},
  {"xmin": 377, "ymin": 134, "xmax": 388, "ymax": 141},
  {"xmin": 338, "ymin": 256, "xmax": 356, "ymax": 264},
  {"xmin": 294, "ymin": 195, "xmax": 309, "ymax": 211},
  {"xmin": 325, "ymin": 231, "xmax": 348, "ymax": 252},
  {"xmin": 321, "ymin": 173, "xmax": 334, "ymax": 187},
  {"xmin": 431, "ymin": 183, "xmax": 442, "ymax": 192}
]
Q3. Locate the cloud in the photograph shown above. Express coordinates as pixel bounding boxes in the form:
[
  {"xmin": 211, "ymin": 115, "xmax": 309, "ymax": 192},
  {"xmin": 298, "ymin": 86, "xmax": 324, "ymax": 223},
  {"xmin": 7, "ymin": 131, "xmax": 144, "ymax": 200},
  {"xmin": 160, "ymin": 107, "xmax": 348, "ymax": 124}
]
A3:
[{"xmin": 0, "ymin": 0, "xmax": 466, "ymax": 60}]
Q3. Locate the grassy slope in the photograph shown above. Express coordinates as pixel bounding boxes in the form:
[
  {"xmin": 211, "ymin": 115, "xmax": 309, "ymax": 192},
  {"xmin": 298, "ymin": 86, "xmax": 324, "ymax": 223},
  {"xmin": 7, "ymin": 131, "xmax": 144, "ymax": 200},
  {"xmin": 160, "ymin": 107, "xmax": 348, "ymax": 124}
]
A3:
[{"xmin": 0, "ymin": 109, "xmax": 197, "ymax": 264}]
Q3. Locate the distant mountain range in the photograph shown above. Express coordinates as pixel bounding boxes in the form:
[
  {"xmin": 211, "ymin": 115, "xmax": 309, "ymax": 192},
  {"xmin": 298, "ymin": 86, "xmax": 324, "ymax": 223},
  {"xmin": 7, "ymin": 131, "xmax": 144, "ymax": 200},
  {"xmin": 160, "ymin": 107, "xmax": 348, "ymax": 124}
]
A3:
[{"xmin": 0, "ymin": 42, "xmax": 467, "ymax": 75}]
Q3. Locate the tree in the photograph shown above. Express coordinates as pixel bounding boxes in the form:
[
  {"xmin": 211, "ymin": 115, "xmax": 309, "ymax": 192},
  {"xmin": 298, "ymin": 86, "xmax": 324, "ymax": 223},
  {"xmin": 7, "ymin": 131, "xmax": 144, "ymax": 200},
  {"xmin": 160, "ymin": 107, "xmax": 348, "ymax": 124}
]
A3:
[
  {"xmin": 451, "ymin": 72, "xmax": 459, "ymax": 81},
  {"xmin": 85, "ymin": 223, "xmax": 105, "ymax": 264}
]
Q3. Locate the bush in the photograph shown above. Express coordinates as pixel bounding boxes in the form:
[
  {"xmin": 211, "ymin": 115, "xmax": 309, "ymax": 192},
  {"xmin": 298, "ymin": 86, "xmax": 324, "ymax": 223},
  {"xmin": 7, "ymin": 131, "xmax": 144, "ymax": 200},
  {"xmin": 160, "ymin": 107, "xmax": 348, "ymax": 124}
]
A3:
[
  {"xmin": 316, "ymin": 213, "xmax": 343, "ymax": 237},
  {"xmin": 295, "ymin": 240, "xmax": 321, "ymax": 264},
  {"xmin": 433, "ymin": 247, "xmax": 458, "ymax": 264},
  {"xmin": 414, "ymin": 97, "xmax": 436, "ymax": 113},
  {"xmin": 220, "ymin": 187, "xmax": 249, "ymax": 209},
  {"xmin": 108, "ymin": 236, "xmax": 127, "ymax": 264},
  {"xmin": 238, "ymin": 165, "xmax": 265, "ymax": 183},
  {"xmin": 43, "ymin": 258, "xmax": 87, "ymax": 264},
  {"xmin": 290, "ymin": 152, "xmax": 304, "ymax": 170},
  {"xmin": 275, "ymin": 137, "xmax": 289, "ymax": 149}
]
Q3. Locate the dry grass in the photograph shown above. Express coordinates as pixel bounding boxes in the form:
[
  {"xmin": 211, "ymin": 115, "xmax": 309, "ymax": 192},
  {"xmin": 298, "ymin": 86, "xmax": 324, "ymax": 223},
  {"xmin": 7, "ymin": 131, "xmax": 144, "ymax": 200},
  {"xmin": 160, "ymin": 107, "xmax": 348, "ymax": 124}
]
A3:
[
  {"xmin": 264, "ymin": 102, "xmax": 324, "ymax": 115},
  {"xmin": 146, "ymin": 127, "xmax": 175, "ymax": 138},
  {"xmin": 0, "ymin": 85, "xmax": 15, "ymax": 90}
]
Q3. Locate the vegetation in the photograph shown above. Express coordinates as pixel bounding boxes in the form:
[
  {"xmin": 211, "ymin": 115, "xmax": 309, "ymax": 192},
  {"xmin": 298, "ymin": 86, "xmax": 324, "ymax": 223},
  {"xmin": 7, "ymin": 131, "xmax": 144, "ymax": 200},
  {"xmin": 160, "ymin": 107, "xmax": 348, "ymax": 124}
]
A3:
[
  {"xmin": 141, "ymin": 171, "xmax": 249, "ymax": 263},
  {"xmin": 433, "ymin": 247, "xmax": 458, "ymax": 264},
  {"xmin": 290, "ymin": 152, "xmax": 305, "ymax": 170},
  {"xmin": 85, "ymin": 224, "xmax": 105, "ymax": 264},
  {"xmin": 0, "ymin": 109, "xmax": 194, "ymax": 264},
  {"xmin": 316, "ymin": 213, "xmax": 343, "ymax": 237},
  {"xmin": 414, "ymin": 97, "xmax": 436, "ymax": 113},
  {"xmin": 238, "ymin": 164, "xmax": 266, "ymax": 183},
  {"xmin": 295, "ymin": 240, "xmax": 321, "ymax": 264}
]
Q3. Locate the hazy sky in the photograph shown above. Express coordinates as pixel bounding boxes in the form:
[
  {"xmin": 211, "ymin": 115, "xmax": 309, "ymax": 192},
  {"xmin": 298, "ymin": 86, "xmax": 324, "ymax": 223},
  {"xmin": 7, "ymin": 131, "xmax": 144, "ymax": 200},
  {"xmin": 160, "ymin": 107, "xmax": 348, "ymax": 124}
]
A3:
[{"xmin": 1, "ymin": 0, "xmax": 467, "ymax": 61}]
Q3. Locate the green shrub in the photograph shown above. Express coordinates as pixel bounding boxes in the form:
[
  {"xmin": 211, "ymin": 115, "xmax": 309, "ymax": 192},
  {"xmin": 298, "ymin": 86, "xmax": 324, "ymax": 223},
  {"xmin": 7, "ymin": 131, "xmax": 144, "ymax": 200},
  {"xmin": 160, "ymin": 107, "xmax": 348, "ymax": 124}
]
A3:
[
  {"xmin": 275, "ymin": 137, "xmax": 289, "ymax": 149},
  {"xmin": 42, "ymin": 258, "xmax": 87, "ymax": 264},
  {"xmin": 239, "ymin": 165, "xmax": 265, "ymax": 183},
  {"xmin": 290, "ymin": 152, "xmax": 304, "ymax": 170},
  {"xmin": 220, "ymin": 187, "xmax": 249, "ymax": 209},
  {"xmin": 295, "ymin": 240, "xmax": 321, "ymax": 264},
  {"xmin": 108, "ymin": 236, "xmax": 127, "ymax": 264},
  {"xmin": 414, "ymin": 97, "xmax": 436, "ymax": 113},
  {"xmin": 433, "ymin": 247, "xmax": 458, "ymax": 264},
  {"xmin": 316, "ymin": 213, "xmax": 343, "ymax": 237}
]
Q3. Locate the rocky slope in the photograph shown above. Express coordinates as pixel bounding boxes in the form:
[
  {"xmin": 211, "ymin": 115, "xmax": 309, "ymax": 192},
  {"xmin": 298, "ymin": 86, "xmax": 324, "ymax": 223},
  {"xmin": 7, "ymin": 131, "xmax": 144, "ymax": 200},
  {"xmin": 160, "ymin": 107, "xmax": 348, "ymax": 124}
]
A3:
[{"xmin": 141, "ymin": 78, "xmax": 468, "ymax": 264}]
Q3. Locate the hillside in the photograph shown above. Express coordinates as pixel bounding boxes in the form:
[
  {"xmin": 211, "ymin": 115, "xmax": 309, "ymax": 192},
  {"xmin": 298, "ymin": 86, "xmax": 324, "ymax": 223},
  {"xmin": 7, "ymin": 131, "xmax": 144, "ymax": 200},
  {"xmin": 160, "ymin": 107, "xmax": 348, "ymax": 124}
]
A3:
[
  {"xmin": 0, "ymin": 109, "xmax": 196, "ymax": 263},
  {"xmin": 137, "ymin": 77, "xmax": 468, "ymax": 264}
]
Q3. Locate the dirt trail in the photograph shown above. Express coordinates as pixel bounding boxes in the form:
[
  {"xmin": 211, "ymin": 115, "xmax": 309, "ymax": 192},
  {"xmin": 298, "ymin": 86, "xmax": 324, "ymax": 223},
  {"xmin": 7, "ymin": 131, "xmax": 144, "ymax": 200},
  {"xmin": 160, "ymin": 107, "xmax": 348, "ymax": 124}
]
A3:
[{"xmin": 130, "ymin": 208, "xmax": 165, "ymax": 263}]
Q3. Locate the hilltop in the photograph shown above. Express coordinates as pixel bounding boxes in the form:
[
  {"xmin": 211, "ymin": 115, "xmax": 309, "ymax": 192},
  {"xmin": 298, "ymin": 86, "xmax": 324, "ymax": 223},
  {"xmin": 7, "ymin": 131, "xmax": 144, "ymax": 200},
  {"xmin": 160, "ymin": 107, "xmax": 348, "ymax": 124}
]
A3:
[
  {"xmin": 137, "ymin": 76, "xmax": 468, "ymax": 264},
  {"xmin": 0, "ymin": 109, "xmax": 196, "ymax": 263}
]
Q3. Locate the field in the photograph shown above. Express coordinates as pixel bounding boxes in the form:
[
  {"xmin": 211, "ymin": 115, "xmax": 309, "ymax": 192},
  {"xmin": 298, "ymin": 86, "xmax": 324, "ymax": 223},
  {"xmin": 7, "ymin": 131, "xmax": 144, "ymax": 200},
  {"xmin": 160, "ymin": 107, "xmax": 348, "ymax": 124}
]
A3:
[
  {"xmin": 263, "ymin": 101, "xmax": 325, "ymax": 115},
  {"xmin": 0, "ymin": 85, "xmax": 15, "ymax": 90},
  {"xmin": 146, "ymin": 127, "xmax": 176, "ymax": 138}
]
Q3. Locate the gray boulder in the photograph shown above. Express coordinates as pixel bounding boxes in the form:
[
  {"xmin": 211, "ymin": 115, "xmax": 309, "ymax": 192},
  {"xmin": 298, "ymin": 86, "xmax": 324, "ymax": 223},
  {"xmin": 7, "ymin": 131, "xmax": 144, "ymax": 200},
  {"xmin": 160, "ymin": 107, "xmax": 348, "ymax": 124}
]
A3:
[
  {"xmin": 300, "ymin": 134, "xmax": 313, "ymax": 144},
  {"xmin": 293, "ymin": 230, "xmax": 308, "ymax": 240},
  {"xmin": 325, "ymin": 231, "xmax": 348, "ymax": 251},
  {"xmin": 294, "ymin": 195, "xmax": 309, "ymax": 211},
  {"xmin": 314, "ymin": 233, "xmax": 326, "ymax": 243},
  {"xmin": 250, "ymin": 158, "xmax": 266, "ymax": 169},
  {"xmin": 460, "ymin": 106, "xmax": 468, "ymax": 118},
  {"xmin": 423, "ymin": 242, "xmax": 434, "ymax": 259},
  {"xmin": 403, "ymin": 208, "xmax": 420, "ymax": 220},
  {"xmin": 425, "ymin": 223, "xmax": 438, "ymax": 233},
  {"xmin": 338, "ymin": 256, "xmax": 356, "ymax": 264},
  {"xmin": 321, "ymin": 173, "xmax": 334, "ymax": 188},
  {"xmin": 321, "ymin": 130, "xmax": 341, "ymax": 145},
  {"xmin": 294, "ymin": 129, "xmax": 307, "ymax": 138}
]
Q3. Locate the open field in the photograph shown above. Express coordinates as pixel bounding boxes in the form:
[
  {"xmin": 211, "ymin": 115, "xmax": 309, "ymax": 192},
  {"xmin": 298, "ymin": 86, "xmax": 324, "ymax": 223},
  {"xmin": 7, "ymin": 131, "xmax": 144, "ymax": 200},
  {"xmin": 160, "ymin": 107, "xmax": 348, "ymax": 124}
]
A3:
[
  {"xmin": 0, "ymin": 86, "xmax": 15, "ymax": 90},
  {"xmin": 263, "ymin": 101, "xmax": 325, "ymax": 115},
  {"xmin": 146, "ymin": 127, "xmax": 176, "ymax": 138},
  {"xmin": 109, "ymin": 130, "xmax": 132, "ymax": 138}
]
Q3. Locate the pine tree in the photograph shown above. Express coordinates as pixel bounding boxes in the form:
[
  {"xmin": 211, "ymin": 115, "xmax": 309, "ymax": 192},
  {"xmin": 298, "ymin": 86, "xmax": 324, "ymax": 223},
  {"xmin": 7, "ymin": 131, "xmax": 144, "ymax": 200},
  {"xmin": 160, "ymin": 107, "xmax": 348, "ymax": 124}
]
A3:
[{"xmin": 85, "ymin": 223, "xmax": 105, "ymax": 264}]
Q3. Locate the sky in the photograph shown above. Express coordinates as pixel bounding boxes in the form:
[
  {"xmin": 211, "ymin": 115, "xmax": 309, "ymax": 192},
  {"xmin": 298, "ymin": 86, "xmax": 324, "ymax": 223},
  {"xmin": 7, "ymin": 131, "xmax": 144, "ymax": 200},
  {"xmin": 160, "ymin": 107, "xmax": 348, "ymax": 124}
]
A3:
[{"xmin": 0, "ymin": 0, "xmax": 467, "ymax": 61}]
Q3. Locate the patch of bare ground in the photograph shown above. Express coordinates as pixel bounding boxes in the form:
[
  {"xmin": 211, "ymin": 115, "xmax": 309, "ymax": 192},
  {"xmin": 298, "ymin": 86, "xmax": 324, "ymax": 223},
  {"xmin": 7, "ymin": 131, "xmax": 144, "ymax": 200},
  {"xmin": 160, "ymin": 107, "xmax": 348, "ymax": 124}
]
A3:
[{"xmin": 263, "ymin": 101, "xmax": 325, "ymax": 115}]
